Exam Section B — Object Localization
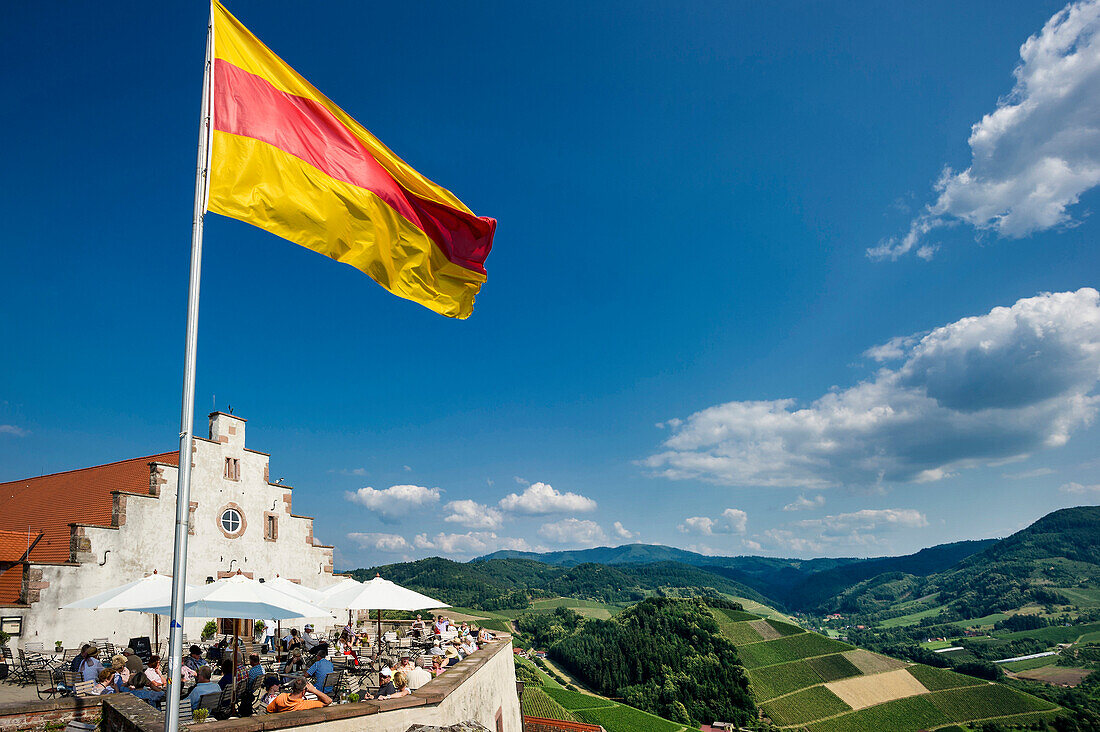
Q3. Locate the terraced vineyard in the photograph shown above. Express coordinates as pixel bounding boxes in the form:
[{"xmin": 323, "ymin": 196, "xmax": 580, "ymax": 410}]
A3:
[
  {"xmin": 710, "ymin": 608, "xmax": 1060, "ymax": 730},
  {"xmin": 538, "ymin": 684, "xmax": 689, "ymax": 732}
]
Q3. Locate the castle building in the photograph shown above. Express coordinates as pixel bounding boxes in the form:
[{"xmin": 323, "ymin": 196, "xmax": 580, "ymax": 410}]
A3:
[{"xmin": 0, "ymin": 412, "xmax": 337, "ymax": 647}]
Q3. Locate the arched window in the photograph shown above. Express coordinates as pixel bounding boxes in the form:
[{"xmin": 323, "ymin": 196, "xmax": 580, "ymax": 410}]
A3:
[{"xmin": 220, "ymin": 508, "xmax": 242, "ymax": 535}]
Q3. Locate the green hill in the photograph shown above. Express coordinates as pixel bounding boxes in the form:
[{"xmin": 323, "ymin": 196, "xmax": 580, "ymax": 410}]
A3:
[
  {"xmin": 828, "ymin": 505, "xmax": 1100, "ymax": 620},
  {"xmin": 708, "ymin": 607, "xmax": 1060, "ymax": 730}
]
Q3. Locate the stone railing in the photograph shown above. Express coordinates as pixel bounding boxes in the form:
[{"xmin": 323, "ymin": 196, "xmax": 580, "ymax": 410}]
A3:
[
  {"xmin": 0, "ymin": 696, "xmax": 102, "ymax": 732},
  {"xmin": 102, "ymin": 637, "xmax": 521, "ymax": 732}
]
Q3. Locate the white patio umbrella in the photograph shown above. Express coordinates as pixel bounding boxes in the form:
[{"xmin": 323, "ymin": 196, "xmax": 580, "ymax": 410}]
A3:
[
  {"xmin": 60, "ymin": 570, "xmax": 199, "ymax": 650},
  {"xmin": 321, "ymin": 574, "xmax": 448, "ymax": 654},
  {"xmin": 264, "ymin": 576, "xmax": 327, "ymax": 649},
  {"xmin": 127, "ymin": 572, "xmax": 335, "ymax": 708},
  {"xmin": 319, "ymin": 577, "xmax": 362, "ymax": 598}
]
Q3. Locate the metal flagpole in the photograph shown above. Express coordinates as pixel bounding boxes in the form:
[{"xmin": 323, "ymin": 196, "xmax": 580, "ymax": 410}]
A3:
[{"xmin": 165, "ymin": 6, "xmax": 214, "ymax": 732}]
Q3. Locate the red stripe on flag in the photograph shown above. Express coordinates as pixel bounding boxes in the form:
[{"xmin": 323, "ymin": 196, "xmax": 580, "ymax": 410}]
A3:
[{"xmin": 212, "ymin": 59, "xmax": 494, "ymax": 275}]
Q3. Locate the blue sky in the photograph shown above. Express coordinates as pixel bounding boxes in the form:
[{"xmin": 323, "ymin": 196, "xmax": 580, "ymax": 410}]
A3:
[{"xmin": 3, "ymin": 0, "xmax": 1100, "ymax": 566}]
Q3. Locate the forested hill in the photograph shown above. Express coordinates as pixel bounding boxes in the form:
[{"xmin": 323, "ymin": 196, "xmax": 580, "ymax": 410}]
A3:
[
  {"xmin": 349, "ymin": 556, "xmax": 770, "ymax": 609},
  {"xmin": 825, "ymin": 505, "xmax": 1100, "ymax": 618}
]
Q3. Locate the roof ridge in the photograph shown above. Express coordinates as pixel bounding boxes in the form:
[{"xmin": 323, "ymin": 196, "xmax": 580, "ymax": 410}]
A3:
[{"xmin": 0, "ymin": 450, "xmax": 178, "ymax": 486}]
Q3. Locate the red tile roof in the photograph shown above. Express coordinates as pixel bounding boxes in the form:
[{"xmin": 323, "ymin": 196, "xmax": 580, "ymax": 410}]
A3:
[
  {"xmin": 0, "ymin": 529, "xmax": 41, "ymax": 563},
  {"xmin": 0, "ymin": 452, "xmax": 178, "ymax": 564},
  {"xmin": 0, "ymin": 565, "xmax": 22, "ymax": 605}
]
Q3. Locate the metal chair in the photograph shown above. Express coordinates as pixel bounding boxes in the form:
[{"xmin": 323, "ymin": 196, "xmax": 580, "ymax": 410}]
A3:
[
  {"xmin": 160, "ymin": 698, "xmax": 192, "ymax": 724},
  {"xmin": 34, "ymin": 669, "xmax": 62, "ymax": 699}
]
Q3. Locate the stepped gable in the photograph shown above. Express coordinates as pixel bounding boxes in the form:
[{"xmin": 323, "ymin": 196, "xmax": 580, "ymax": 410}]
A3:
[{"xmin": 0, "ymin": 451, "xmax": 179, "ymax": 565}]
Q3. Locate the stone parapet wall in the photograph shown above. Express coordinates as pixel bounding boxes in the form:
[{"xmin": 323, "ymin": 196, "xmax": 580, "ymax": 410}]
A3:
[{"xmin": 0, "ymin": 697, "xmax": 101, "ymax": 732}]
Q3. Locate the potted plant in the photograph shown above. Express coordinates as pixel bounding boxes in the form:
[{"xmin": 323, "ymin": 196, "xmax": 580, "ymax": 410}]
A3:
[
  {"xmin": 201, "ymin": 621, "xmax": 218, "ymax": 641},
  {"xmin": 55, "ymin": 640, "xmax": 63, "ymax": 653},
  {"xmin": 192, "ymin": 709, "xmax": 209, "ymax": 724},
  {"xmin": 347, "ymin": 693, "xmax": 360, "ymax": 703}
]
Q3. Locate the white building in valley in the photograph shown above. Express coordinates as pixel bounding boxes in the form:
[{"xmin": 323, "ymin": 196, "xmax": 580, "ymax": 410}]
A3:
[{"xmin": 0, "ymin": 412, "xmax": 337, "ymax": 647}]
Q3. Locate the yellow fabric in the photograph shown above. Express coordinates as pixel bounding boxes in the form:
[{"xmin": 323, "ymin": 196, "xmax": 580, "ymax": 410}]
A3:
[
  {"xmin": 208, "ymin": 131, "xmax": 484, "ymax": 319},
  {"xmin": 211, "ymin": 0, "xmax": 470, "ymax": 214}
]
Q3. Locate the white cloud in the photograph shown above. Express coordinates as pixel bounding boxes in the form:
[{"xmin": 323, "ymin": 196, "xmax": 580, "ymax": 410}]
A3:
[
  {"xmin": 1060, "ymin": 481, "xmax": 1100, "ymax": 493},
  {"xmin": 413, "ymin": 531, "xmax": 535, "ymax": 558},
  {"xmin": 499, "ymin": 482, "xmax": 597, "ymax": 514},
  {"xmin": 678, "ymin": 508, "xmax": 748, "ymax": 535},
  {"xmin": 347, "ymin": 532, "xmax": 411, "ymax": 552},
  {"xmin": 0, "ymin": 425, "xmax": 27, "ymax": 437},
  {"xmin": 538, "ymin": 519, "xmax": 608, "ymax": 547},
  {"xmin": 443, "ymin": 500, "xmax": 504, "ymax": 530},
  {"xmin": 742, "ymin": 539, "xmax": 764, "ymax": 553},
  {"xmin": 872, "ymin": 0, "xmax": 1100, "ymax": 259},
  {"xmin": 612, "ymin": 521, "xmax": 637, "ymax": 540},
  {"xmin": 794, "ymin": 508, "xmax": 928, "ymax": 534},
  {"xmin": 755, "ymin": 509, "xmax": 926, "ymax": 556},
  {"xmin": 783, "ymin": 494, "xmax": 826, "ymax": 512},
  {"xmin": 647, "ymin": 289, "xmax": 1100, "ymax": 488},
  {"xmin": 402, "ymin": 465, "xmax": 412, "ymax": 472},
  {"xmin": 345, "ymin": 484, "xmax": 441, "ymax": 516},
  {"xmin": 1003, "ymin": 467, "xmax": 1056, "ymax": 479}
]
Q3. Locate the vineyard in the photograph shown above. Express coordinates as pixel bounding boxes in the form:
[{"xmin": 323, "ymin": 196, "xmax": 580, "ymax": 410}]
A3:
[
  {"xmin": 709, "ymin": 608, "xmax": 1061, "ymax": 730},
  {"xmin": 520, "ymin": 686, "xmax": 578, "ymax": 722},
  {"xmin": 531, "ymin": 677, "xmax": 689, "ymax": 732}
]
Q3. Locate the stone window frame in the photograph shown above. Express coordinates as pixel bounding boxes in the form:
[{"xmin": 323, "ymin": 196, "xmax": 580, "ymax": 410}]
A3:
[
  {"xmin": 217, "ymin": 502, "xmax": 247, "ymax": 539},
  {"xmin": 263, "ymin": 512, "xmax": 278, "ymax": 542},
  {"xmin": 224, "ymin": 457, "xmax": 240, "ymax": 481}
]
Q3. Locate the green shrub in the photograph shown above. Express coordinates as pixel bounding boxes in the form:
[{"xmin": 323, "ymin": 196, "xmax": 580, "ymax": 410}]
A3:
[{"xmin": 201, "ymin": 620, "xmax": 217, "ymax": 640}]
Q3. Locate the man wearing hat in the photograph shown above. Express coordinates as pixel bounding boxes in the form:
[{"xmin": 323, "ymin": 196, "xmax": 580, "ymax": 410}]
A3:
[
  {"xmin": 123, "ymin": 647, "xmax": 144, "ymax": 677},
  {"xmin": 377, "ymin": 667, "xmax": 397, "ymax": 697},
  {"xmin": 301, "ymin": 624, "xmax": 319, "ymax": 651},
  {"xmin": 79, "ymin": 645, "xmax": 104, "ymax": 682},
  {"xmin": 444, "ymin": 643, "xmax": 461, "ymax": 667}
]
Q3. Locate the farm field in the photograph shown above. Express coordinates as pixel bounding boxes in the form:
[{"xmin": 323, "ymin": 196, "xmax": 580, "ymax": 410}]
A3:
[
  {"xmin": 1014, "ymin": 666, "xmax": 1093, "ymax": 686},
  {"xmin": 996, "ymin": 620, "xmax": 1100, "ymax": 644},
  {"xmin": 1056, "ymin": 586, "xmax": 1100, "ymax": 607},
  {"xmin": 879, "ymin": 605, "xmax": 945, "ymax": 628},
  {"xmin": 528, "ymin": 597, "xmax": 625, "ymax": 619},
  {"xmin": 714, "ymin": 616, "xmax": 1060, "ymax": 730},
  {"xmin": 539, "ymin": 684, "xmax": 688, "ymax": 732},
  {"xmin": 520, "ymin": 685, "xmax": 578, "ymax": 721},
  {"xmin": 1000, "ymin": 654, "xmax": 1060, "ymax": 672}
]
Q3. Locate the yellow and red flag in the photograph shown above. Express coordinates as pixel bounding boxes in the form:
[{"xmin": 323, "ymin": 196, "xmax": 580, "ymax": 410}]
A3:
[{"xmin": 207, "ymin": 1, "xmax": 495, "ymax": 318}]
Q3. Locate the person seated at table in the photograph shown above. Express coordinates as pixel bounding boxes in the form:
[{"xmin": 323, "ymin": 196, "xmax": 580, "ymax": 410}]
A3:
[
  {"xmin": 378, "ymin": 671, "xmax": 409, "ymax": 701},
  {"xmin": 432, "ymin": 616, "xmax": 448, "ymax": 635},
  {"xmin": 123, "ymin": 647, "xmax": 144, "ymax": 677},
  {"xmin": 282, "ymin": 628, "xmax": 302, "ymax": 653},
  {"xmin": 144, "ymin": 655, "xmax": 167, "ymax": 691},
  {"xmin": 93, "ymin": 668, "xmax": 118, "ymax": 695},
  {"xmin": 266, "ymin": 677, "xmax": 331, "ymax": 713},
  {"xmin": 477, "ymin": 626, "xmax": 495, "ymax": 644},
  {"xmin": 218, "ymin": 659, "xmax": 235, "ymax": 690},
  {"xmin": 307, "ymin": 644, "xmax": 334, "ymax": 694},
  {"xmin": 184, "ymin": 645, "xmax": 206, "ymax": 672},
  {"xmin": 406, "ymin": 662, "xmax": 431, "ymax": 690},
  {"xmin": 282, "ymin": 648, "xmax": 306, "ymax": 674},
  {"xmin": 395, "ymin": 656, "xmax": 415, "ymax": 675},
  {"xmin": 207, "ymin": 639, "xmax": 228, "ymax": 663},
  {"xmin": 411, "ymin": 615, "xmax": 425, "ymax": 634},
  {"xmin": 187, "ymin": 666, "xmax": 221, "ymax": 710},
  {"xmin": 377, "ymin": 667, "xmax": 396, "ymax": 697},
  {"xmin": 301, "ymin": 624, "xmax": 319, "ymax": 651},
  {"xmin": 461, "ymin": 636, "xmax": 478, "ymax": 655},
  {"xmin": 429, "ymin": 638, "xmax": 444, "ymax": 656},
  {"xmin": 110, "ymin": 654, "xmax": 130, "ymax": 685},
  {"xmin": 458, "ymin": 622, "xmax": 470, "ymax": 637},
  {"xmin": 123, "ymin": 668, "xmax": 165, "ymax": 707},
  {"xmin": 444, "ymin": 644, "xmax": 461, "ymax": 667},
  {"xmin": 79, "ymin": 645, "xmax": 105, "ymax": 682},
  {"xmin": 70, "ymin": 644, "xmax": 92, "ymax": 673},
  {"xmin": 258, "ymin": 676, "xmax": 282, "ymax": 709},
  {"xmin": 430, "ymin": 655, "xmax": 445, "ymax": 676},
  {"xmin": 246, "ymin": 654, "xmax": 265, "ymax": 684}
]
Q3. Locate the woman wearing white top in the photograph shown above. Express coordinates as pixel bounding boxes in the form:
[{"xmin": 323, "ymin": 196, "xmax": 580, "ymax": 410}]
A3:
[{"xmin": 80, "ymin": 646, "xmax": 105, "ymax": 683}]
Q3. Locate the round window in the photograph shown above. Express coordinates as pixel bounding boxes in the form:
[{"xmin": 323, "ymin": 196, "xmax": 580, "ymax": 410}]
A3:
[{"xmin": 220, "ymin": 508, "xmax": 242, "ymax": 534}]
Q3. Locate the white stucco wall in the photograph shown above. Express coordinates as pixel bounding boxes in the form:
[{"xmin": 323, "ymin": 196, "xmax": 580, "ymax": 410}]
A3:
[
  {"xmin": 294, "ymin": 641, "xmax": 521, "ymax": 732},
  {"xmin": 11, "ymin": 413, "xmax": 339, "ymax": 649}
]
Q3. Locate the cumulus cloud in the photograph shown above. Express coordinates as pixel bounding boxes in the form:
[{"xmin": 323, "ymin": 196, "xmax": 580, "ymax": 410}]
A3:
[
  {"xmin": 783, "ymin": 494, "xmax": 826, "ymax": 511},
  {"xmin": 0, "ymin": 425, "xmax": 29, "ymax": 437},
  {"xmin": 647, "ymin": 289, "xmax": 1100, "ymax": 488},
  {"xmin": 1060, "ymin": 481, "xmax": 1100, "ymax": 493},
  {"xmin": 443, "ymin": 499, "xmax": 504, "ymax": 530},
  {"xmin": 414, "ymin": 531, "xmax": 535, "ymax": 557},
  {"xmin": 612, "ymin": 521, "xmax": 638, "ymax": 540},
  {"xmin": 678, "ymin": 508, "xmax": 748, "ymax": 535},
  {"xmin": 499, "ymin": 482, "xmax": 597, "ymax": 514},
  {"xmin": 794, "ymin": 508, "xmax": 928, "ymax": 534},
  {"xmin": 872, "ymin": 0, "xmax": 1100, "ymax": 259},
  {"xmin": 538, "ymin": 519, "xmax": 608, "ymax": 547},
  {"xmin": 347, "ymin": 532, "xmax": 411, "ymax": 552},
  {"xmin": 345, "ymin": 484, "xmax": 441, "ymax": 516},
  {"xmin": 755, "ymin": 509, "xmax": 927, "ymax": 556}
]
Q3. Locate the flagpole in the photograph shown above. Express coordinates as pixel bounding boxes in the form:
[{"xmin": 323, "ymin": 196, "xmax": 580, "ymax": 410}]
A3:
[{"xmin": 165, "ymin": 7, "xmax": 214, "ymax": 732}]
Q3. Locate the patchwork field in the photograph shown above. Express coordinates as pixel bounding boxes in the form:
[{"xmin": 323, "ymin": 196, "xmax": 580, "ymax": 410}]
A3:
[
  {"xmin": 539, "ymin": 684, "xmax": 688, "ymax": 732},
  {"xmin": 712, "ymin": 611, "xmax": 1060, "ymax": 730},
  {"xmin": 826, "ymin": 668, "xmax": 928, "ymax": 709},
  {"xmin": 1014, "ymin": 666, "xmax": 1093, "ymax": 686}
]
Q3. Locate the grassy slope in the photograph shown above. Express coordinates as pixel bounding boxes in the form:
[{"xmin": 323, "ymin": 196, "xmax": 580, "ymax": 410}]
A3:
[
  {"xmin": 712, "ymin": 614, "xmax": 1059, "ymax": 730},
  {"xmin": 540, "ymin": 685, "xmax": 688, "ymax": 732}
]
